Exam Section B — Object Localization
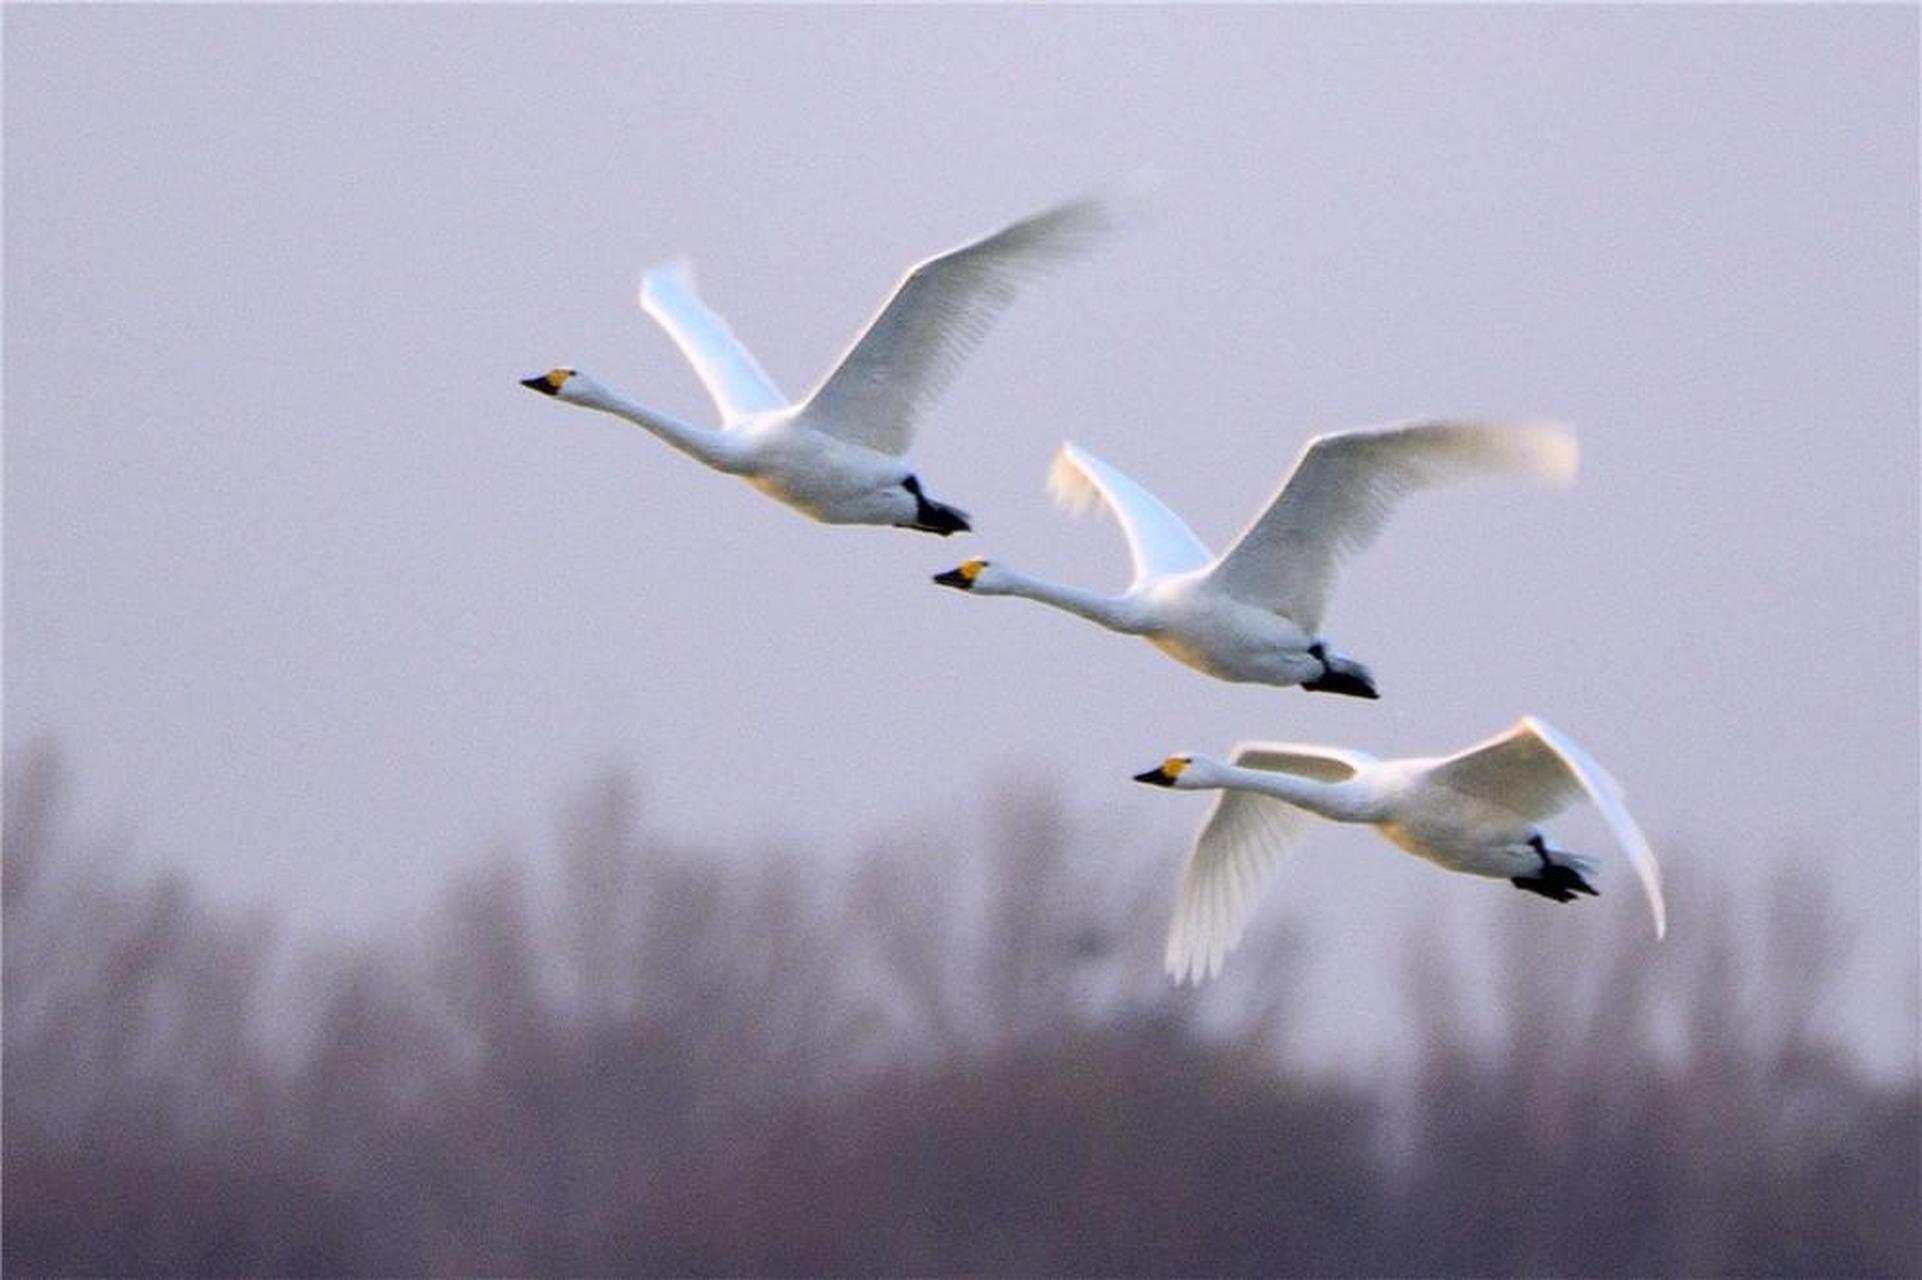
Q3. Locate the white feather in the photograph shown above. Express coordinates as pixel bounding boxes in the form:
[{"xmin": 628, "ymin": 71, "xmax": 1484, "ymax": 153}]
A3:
[
  {"xmin": 798, "ymin": 194, "xmax": 1118, "ymax": 457},
  {"xmin": 638, "ymin": 258, "xmax": 790, "ymax": 424},
  {"xmin": 1048, "ymin": 442, "xmax": 1213, "ymax": 588},
  {"xmin": 1208, "ymin": 418, "xmax": 1578, "ymax": 632},
  {"xmin": 1164, "ymin": 744, "xmax": 1369, "ymax": 984}
]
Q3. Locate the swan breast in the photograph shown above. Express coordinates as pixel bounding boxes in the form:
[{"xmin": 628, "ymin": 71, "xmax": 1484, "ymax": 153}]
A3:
[{"xmin": 1138, "ymin": 578, "xmax": 1319, "ymax": 683}]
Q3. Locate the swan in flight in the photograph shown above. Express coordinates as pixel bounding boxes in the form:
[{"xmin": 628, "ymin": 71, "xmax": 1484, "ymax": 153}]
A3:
[
  {"xmin": 1133, "ymin": 717, "xmax": 1667, "ymax": 984},
  {"xmin": 935, "ymin": 420, "xmax": 1577, "ymax": 696},
  {"xmin": 521, "ymin": 194, "xmax": 1115, "ymax": 534}
]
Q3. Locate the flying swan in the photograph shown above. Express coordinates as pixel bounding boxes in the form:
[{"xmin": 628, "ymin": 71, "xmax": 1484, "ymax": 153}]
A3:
[
  {"xmin": 1133, "ymin": 716, "xmax": 1667, "ymax": 984},
  {"xmin": 935, "ymin": 419, "xmax": 1577, "ymax": 696},
  {"xmin": 521, "ymin": 195, "xmax": 1115, "ymax": 534}
]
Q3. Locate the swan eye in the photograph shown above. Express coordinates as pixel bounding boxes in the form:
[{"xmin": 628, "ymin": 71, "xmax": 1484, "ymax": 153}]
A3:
[
  {"xmin": 543, "ymin": 368, "xmax": 573, "ymax": 390},
  {"xmin": 1161, "ymin": 756, "xmax": 1188, "ymax": 778}
]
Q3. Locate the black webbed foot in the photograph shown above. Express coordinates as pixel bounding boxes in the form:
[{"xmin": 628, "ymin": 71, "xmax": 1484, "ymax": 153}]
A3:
[
  {"xmin": 1510, "ymin": 865, "xmax": 1599, "ymax": 902},
  {"xmin": 1512, "ymin": 837, "xmax": 1599, "ymax": 902},
  {"xmin": 899, "ymin": 475, "xmax": 972, "ymax": 536},
  {"xmin": 1301, "ymin": 643, "xmax": 1380, "ymax": 700},
  {"xmin": 1302, "ymin": 670, "xmax": 1380, "ymax": 699}
]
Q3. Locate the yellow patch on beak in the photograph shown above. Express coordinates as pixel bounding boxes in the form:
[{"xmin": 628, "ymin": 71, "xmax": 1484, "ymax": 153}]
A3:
[
  {"xmin": 959, "ymin": 559, "xmax": 986, "ymax": 582},
  {"xmin": 543, "ymin": 368, "xmax": 573, "ymax": 390},
  {"xmin": 1161, "ymin": 756, "xmax": 1188, "ymax": 779}
]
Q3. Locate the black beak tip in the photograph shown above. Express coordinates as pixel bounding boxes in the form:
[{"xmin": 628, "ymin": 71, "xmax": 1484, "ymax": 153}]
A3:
[
  {"xmin": 520, "ymin": 375, "xmax": 558, "ymax": 395},
  {"xmin": 1133, "ymin": 768, "xmax": 1173, "ymax": 787},
  {"xmin": 932, "ymin": 569, "xmax": 970, "ymax": 590}
]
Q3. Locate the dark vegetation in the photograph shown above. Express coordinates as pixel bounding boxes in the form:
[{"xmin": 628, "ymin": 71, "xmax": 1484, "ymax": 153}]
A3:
[{"xmin": 5, "ymin": 742, "xmax": 1917, "ymax": 1277}]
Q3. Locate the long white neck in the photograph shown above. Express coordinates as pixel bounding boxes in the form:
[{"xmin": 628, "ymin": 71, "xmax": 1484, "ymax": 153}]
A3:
[
  {"xmin": 986, "ymin": 567, "xmax": 1147, "ymax": 634},
  {"xmin": 1208, "ymin": 763, "xmax": 1370, "ymax": 823},
  {"xmin": 573, "ymin": 385, "xmax": 749, "ymax": 473}
]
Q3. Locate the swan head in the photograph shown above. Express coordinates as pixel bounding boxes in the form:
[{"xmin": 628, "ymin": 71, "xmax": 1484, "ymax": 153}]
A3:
[
  {"xmin": 520, "ymin": 367, "xmax": 575, "ymax": 396},
  {"xmin": 520, "ymin": 367, "xmax": 610, "ymax": 406},
  {"xmin": 932, "ymin": 558, "xmax": 1003, "ymax": 593},
  {"xmin": 1133, "ymin": 754, "xmax": 1193, "ymax": 788},
  {"xmin": 1133, "ymin": 754, "xmax": 1227, "ymax": 790}
]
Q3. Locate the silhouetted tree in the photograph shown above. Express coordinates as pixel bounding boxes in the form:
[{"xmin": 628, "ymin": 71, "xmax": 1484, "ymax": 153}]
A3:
[{"xmin": 5, "ymin": 744, "xmax": 1917, "ymax": 1277}]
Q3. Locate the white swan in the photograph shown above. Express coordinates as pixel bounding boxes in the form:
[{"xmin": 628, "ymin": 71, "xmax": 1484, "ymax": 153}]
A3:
[
  {"xmin": 1133, "ymin": 717, "xmax": 1667, "ymax": 984},
  {"xmin": 521, "ymin": 194, "xmax": 1115, "ymax": 534},
  {"xmin": 935, "ymin": 420, "xmax": 1577, "ymax": 696}
]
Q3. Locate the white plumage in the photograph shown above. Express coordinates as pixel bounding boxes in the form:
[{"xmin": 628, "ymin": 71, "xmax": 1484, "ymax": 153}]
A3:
[
  {"xmin": 524, "ymin": 194, "xmax": 1116, "ymax": 534},
  {"xmin": 939, "ymin": 420, "xmax": 1578, "ymax": 694},
  {"xmin": 638, "ymin": 258, "xmax": 788, "ymax": 423},
  {"xmin": 1138, "ymin": 718, "xmax": 1667, "ymax": 985}
]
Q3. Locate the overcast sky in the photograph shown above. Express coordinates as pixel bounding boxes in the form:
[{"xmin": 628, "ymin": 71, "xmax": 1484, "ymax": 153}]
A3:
[{"xmin": 7, "ymin": 6, "xmax": 1916, "ymax": 1075}]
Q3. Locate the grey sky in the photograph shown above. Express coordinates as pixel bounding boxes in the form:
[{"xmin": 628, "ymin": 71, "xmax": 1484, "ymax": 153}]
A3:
[{"xmin": 7, "ymin": 6, "xmax": 1916, "ymax": 1075}]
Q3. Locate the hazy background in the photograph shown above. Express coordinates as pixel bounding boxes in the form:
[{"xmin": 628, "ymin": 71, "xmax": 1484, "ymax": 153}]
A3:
[
  {"xmin": 8, "ymin": 745, "xmax": 1917, "ymax": 1276},
  {"xmin": 7, "ymin": 1, "xmax": 1917, "ymax": 1088}
]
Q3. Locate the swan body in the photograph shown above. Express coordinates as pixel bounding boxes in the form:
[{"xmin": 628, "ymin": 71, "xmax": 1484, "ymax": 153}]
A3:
[
  {"xmin": 1135, "ymin": 717, "xmax": 1667, "ymax": 984},
  {"xmin": 936, "ymin": 420, "xmax": 1578, "ymax": 694},
  {"xmin": 522, "ymin": 194, "xmax": 1117, "ymax": 534}
]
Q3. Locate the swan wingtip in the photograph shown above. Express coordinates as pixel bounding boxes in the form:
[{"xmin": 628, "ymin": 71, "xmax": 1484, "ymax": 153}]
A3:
[
  {"xmin": 640, "ymin": 255, "xmax": 696, "ymax": 299},
  {"xmin": 1047, "ymin": 444, "xmax": 1101, "ymax": 514},
  {"xmin": 1520, "ymin": 418, "xmax": 1581, "ymax": 485}
]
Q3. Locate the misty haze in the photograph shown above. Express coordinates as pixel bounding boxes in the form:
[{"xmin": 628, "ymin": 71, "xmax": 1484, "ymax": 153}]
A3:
[{"xmin": 6, "ymin": 5, "xmax": 1917, "ymax": 1277}]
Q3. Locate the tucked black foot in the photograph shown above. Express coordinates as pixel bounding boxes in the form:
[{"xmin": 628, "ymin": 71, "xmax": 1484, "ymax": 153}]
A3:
[
  {"xmin": 1509, "ymin": 875, "xmax": 1566, "ymax": 902},
  {"xmin": 1301, "ymin": 643, "xmax": 1380, "ymax": 700},
  {"xmin": 1303, "ymin": 670, "xmax": 1380, "ymax": 699},
  {"xmin": 1511, "ymin": 839, "xmax": 1599, "ymax": 902},
  {"xmin": 908, "ymin": 504, "xmax": 971, "ymax": 535},
  {"xmin": 900, "ymin": 475, "xmax": 972, "ymax": 536}
]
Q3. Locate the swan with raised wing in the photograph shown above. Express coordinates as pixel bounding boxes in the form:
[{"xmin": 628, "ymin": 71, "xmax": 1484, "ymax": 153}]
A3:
[
  {"xmin": 1134, "ymin": 717, "xmax": 1667, "ymax": 983},
  {"xmin": 523, "ymin": 194, "xmax": 1115, "ymax": 534},
  {"xmin": 935, "ymin": 420, "xmax": 1577, "ymax": 696}
]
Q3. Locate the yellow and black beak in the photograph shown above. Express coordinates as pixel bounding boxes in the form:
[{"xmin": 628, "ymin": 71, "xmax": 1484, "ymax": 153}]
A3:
[
  {"xmin": 1132, "ymin": 757, "xmax": 1188, "ymax": 787},
  {"xmin": 932, "ymin": 559, "xmax": 985, "ymax": 591},
  {"xmin": 520, "ymin": 368, "xmax": 572, "ymax": 396}
]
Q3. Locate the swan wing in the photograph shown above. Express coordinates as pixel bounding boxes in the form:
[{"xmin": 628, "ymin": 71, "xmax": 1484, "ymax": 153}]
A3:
[
  {"xmin": 1049, "ymin": 442, "xmax": 1214, "ymax": 587},
  {"xmin": 639, "ymin": 260, "xmax": 790, "ymax": 425},
  {"xmin": 1425, "ymin": 719, "xmax": 1587, "ymax": 820},
  {"xmin": 1205, "ymin": 419, "xmax": 1578, "ymax": 631},
  {"xmin": 1427, "ymin": 718, "xmax": 1667, "ymax": 937},
  {"xmin": 1164, "ymin": 743, "xmax": 1371, "ymax": 984},
  {"xmin": 1232, "ymin": 743, "xmax": 1373, "ymax": 783},
  {"xmin": 798, "ymin": 194, "xmax": 1115, "ymax": 457}
]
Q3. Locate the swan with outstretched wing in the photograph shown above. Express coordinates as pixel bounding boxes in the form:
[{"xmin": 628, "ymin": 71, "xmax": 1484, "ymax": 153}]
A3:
[
  {"xmin": 936, "ymin": 419, "xmax": 1577, "ymax": 695},
  {"xmin": 523, "ymin": 193, "xmax": 1118, "ymax": 535},
  {"xmin": 1136, "ymin": 717, "xmax": 1667, "ymax": 984}
]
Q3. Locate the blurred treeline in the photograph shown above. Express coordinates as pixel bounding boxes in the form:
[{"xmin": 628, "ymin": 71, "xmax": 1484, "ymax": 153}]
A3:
[{"xmin": 5, "ymin": 742, "xmax": 1917, "ymax": 1277}]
